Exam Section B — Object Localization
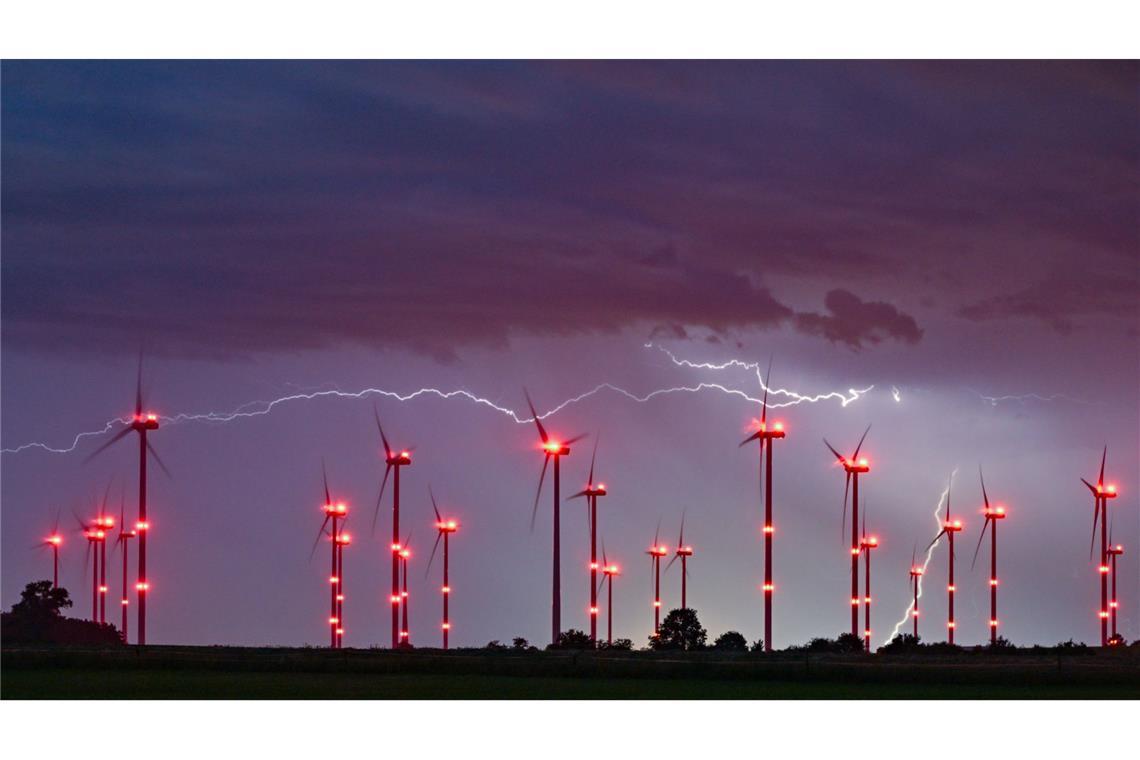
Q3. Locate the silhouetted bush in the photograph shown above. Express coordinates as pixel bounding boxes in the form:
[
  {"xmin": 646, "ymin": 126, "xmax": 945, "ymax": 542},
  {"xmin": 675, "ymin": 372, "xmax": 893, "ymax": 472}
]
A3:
[
  {"xmin": 986, "ymin": 636, "xmax": 1015, "ymax": 651},
  {"xmin": 598, "ymin": 638, "xmax": 633, "ymax": 651},
  {"xmin": 879, "ymin": 633, "xmax": 922, "ymax": 654},
  {"xmin": 750, "ymin": 638, "xmax": 765, "ymax": 653},
  {"xmin": 648, "ymin": 609, "xmax": 707, "ymax": 651},
  {"xmin": 484, "ymin": 639, "xmax": 507, "ymax": 650},
  {"xmin": 1107, "ymin": 633, "xmax": 1127, "ymax": 647},
  {"xmin": 1, "ymin": 581, "xmax": 122, "ymax": 646},
  {"xmin": 512, "ymin": 637, "xmax": 536, "ymax": 651},
  {"xmin": 799, "ymin": 633, "xmax": 864, "ymax": 654},
  {"xmin": 712, "ymin": 631, "xmax": 748, "ymax": 651},
  {"xmin": 548, "ymin": 629, "xmax": 593, "ymax": 650}
]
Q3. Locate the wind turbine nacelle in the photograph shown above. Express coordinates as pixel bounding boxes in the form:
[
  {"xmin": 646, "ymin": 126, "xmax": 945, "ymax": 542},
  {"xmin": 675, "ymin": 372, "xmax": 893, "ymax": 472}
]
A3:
[
  {"xmin": 585, "ymin": 485, "xmax": 607, "ymax": 497},
  {"xmin": 543, "ymin": 442, "xmax": 571, "ymax": 456},
  {"xmin": 386, "ymin": 452, "xmax": 412, "ymax": 466},
  {"xmin": 133, "ymin": 414, "xmax": 160, "ymax": 431},
  {"xmin": 843, "ymin": 458, "xmax": 870, "ymax": 474},
  {"xmin": 985, "ymin": 506, "xmax": 1007, "ymax": 519}
]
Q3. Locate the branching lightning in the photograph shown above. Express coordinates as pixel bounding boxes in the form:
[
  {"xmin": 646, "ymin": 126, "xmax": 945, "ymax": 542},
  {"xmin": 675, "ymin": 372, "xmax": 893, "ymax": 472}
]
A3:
[
  {"xmin": 883, "ymin": 467, "xmax": 958, "ymax": 646},
  {"xmin": 972, "ymin": 390, "xmax": 1091, "ymax": 406},
  {"xmin": 2, "ymin": 345, "xmax": 873, "ymax": 456}
]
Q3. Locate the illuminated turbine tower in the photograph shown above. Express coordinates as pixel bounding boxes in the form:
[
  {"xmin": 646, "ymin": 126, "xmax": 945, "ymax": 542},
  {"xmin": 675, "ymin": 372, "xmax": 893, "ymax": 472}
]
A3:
[
  {"xmin": 84, "ymin": 354, "xmax": 169, "ymax": 645},
  {"xmin": 971, "ymin": 468, "xmax": 1007, "ymax": 645},
  {"xmin": 908, "ymin": 548, "xmax": 924, "ymax": 639},
  {"xmin": 738, "ymin": 359, "xmax": 787, "ymax": 652},
  {"xmin": 666, "ymin": 513, "xmax": 694, "ymax": 610},
  {"xmin": 823, "ymin": 424, "xmax": 871, "ymax": 638},
  {"xmin": 925, "ymin": 476, "xmax": 963, "ymax": 644},
  {"xmin": 372, "ymin": 407, "xmax": 413, "ymax": 650},
  {"xmin": 646, "ymin": 521, "xmax": 669, "ymax": 636},
  {"xmin": 1080, "ymin": 447, "xmax": 1117, "ymax": 646},
  {"xmin": 426, "ymin": 487, "xmax": 460, "ymax": 650},
  {"xmin": 569, "ymin": 437, "xmax": 606, "ymax": 646},
  {"xmin": 525, "ymin": 389, "xmax": 586, "ymax": 646},
  {"xmin": 859, "ymin": 508, "xmax": 879, "ymax": 653}
]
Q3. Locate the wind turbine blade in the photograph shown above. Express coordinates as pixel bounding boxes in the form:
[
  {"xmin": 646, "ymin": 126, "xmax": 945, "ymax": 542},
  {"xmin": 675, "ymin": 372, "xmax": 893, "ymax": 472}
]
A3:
[
  {"xmin": 523, "ymin": 388, "xmax": 549, "ymax": 444},
  {"xmin": 823, "ymin": 438, "xmax": 843, "ymax": 462},
  {"xmin": 678, "ymin": 511, "xmax": 686, "ymax": 548},
  {"xmin": 425, "ymin": 530, "xmax": 443, "ymax": 578},
  {"xmin": 530, "ymin": 454, "xmax": 550, "ymax": 533},
  {"xmin": 564, "ymin": 432, "xmax": 589, "ymax": 447},
  {"xmin": 1080, "ymin": 478, "xmax": 1097, "ymax": 494},
  {"xmin": 841, "ymin": 472, "xmax": 850, "ymax": 544},
  {"xmin": 83, "ymin": 426, "xmax": 132, "ymax": 463},
  {"xmin": 979, "ymin": 466, "xmax": 990, "ymax": 510},
  {"xmin": 665, "ymin": 553, "xmax": 679, "ymax": 572},
  {"xmin": 135, "ymin": 349, "xmax": 145, "ymax": 417},
  {"xmin": 1089, "ymin": 502, "xmax": 1100, "ymax": 561},
  {"xmin": 309, "ymin": 515, "xmax": 331, "ymax": 561},
  {"xmin": 1099, "ymin": 445, "xmax": 1107, "ymax": 485},
  {"xmin": 944, "ymin": 475, "xmax": 953, "ymax": 520},
  {"xmin": 588, "ymin": 435, "xmax": 599, "ymax": 486},
  {"xmin": 924, "ymin": 530, "xmax": 947, "ymax": 553},
  {"xmin": 852, "ymin": 424, "xmax": 871, "ymax": 460},
  {"xmin": 970, "ymin": 518, "xmax": 990, "ymax": 571},
  {"xmin": 653, "ymin": 516, "xmax": 661, "ymax": 548},
  {"xmin": 372, "ymin": 464, "xmax": 392, "ymax": 537},
  {"xmin": 760, "ymin": 355, "xmax": 773, "ymax": 427},
  {"xmin": 568, "ymin": 489, "xmax": 589, "ymax": 500},
  {"xmin": 52, "ymin": 508, "xmax": 61, "ymax": 536},
  {"xmin": 602, "ymin": 538, "xmax": 608, "ymax": 568},
  {"xmin": 146, "ymin": 440, "xmax": 172, "ymax": 479},
  {"xmin": 739, "ymin": 431, "xmax": 762, "ymax": 447},
  {"xmin": 373, "ymin": 405, "xmax": 391, "ymax": 457},
  {"xmin": 429, "ymin": 485, "xmax": 442, "ymax": 523},
  {"xmin": 322, "ymin": 459, "xmax": 332, "ymax": 505}
]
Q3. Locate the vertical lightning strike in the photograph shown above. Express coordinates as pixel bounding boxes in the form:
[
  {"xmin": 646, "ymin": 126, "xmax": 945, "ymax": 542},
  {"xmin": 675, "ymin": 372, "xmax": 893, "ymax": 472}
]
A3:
[{"xmin": 883, "ymin": 467, "xmax": 958, "ymax": 646}]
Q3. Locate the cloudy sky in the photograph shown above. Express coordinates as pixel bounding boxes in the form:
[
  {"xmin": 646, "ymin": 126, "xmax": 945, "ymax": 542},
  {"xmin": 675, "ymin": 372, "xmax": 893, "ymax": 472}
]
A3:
[{"xmin": 2, "ymin": 60, "xmax": 1136, "ymax": 648}]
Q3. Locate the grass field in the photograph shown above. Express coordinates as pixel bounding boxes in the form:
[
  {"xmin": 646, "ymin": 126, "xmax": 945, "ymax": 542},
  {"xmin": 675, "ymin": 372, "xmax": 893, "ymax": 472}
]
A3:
[
  {"xmin": 4, "ymin": 645, "xmax": 1138, "ymax": 699},
  {"xmin": 5, "ymin": 668, "xmax": 1139, "ymax": 699}
]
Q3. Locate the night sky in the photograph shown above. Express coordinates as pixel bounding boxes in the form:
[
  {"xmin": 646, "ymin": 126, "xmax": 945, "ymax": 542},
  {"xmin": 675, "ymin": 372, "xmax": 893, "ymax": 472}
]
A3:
[{"xmin": 2, "ymin": 60, "xmax": 1136, "ymax": 649}]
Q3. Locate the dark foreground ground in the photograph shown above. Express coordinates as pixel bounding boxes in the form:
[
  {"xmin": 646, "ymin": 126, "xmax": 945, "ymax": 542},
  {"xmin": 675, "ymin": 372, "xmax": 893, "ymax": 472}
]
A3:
[{"xmin": 4, "ymin": 645, "xmax": 1139, "ymax": 699}]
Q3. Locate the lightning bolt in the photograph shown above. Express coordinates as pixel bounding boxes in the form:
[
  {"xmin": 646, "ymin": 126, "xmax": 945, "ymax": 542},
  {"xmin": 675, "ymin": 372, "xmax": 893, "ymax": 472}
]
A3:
[
  {"xmin": 883, "ymin": 467, "xmax": 958, "ymax": 646},
  {"xmin": 2, "ymin": 345, "xmax": 872, "ymax": 455},
  {"xmin": 972, "ymin": 390, "xmax": 1091, "ymax": 406}
]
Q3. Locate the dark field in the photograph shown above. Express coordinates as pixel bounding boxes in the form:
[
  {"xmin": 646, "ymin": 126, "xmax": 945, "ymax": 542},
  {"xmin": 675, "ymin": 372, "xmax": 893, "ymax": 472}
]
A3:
[{"xmin": 4, "ymin": 646, "xmax": 1139, "ymax": 699}]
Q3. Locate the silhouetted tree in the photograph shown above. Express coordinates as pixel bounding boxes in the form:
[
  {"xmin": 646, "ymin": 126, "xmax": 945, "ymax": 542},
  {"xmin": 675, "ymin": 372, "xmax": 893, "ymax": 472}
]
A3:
[
  {"xmin": 1107, "ymin": 633, "xmax": 1126, "ymax": 647},
  {"xmin": 649, "ymin": 608, "xmax": 707, "ymax": 651},
  {"xmin": 802, "ymin": 633, "xmax": 864, "ymax": 654},
  {"xmin": 485, "ymin": 639, "xmax": 507, "ymax": 650},
  {"xmin": 2, "ymin": 581, "xmax": 120, "ymax": 645},
  {"xmin": 512, "ymin": 637, "xmax": 533, "ymax": 650},
  {"xmin": 712, "ymin": 631, "xmax": 748, "ymax": 651},
  {"xmin": 749, "ymin": 638, "xmax": 765, "ymax": 653},
  {"xmin": 549, "ymin": 629, "xmax": 593, "ymax": 650}
]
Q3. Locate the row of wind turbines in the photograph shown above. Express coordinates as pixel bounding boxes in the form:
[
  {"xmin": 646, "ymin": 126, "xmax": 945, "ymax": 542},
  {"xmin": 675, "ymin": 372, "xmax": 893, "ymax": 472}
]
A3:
[{"xmin": 38, "ymin": 359, "xmax": 1129, "ymax": 650}]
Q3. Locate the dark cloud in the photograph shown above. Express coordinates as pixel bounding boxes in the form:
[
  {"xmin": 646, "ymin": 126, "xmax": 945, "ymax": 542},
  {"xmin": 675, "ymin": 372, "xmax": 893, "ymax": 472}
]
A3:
[
  {"xmin": 794, "ymin": 289, "xmax": 924, "ymax": 349},
  {"xmin": 1, "ymin": 61, "xmax": 1134, "ymax": 359}
]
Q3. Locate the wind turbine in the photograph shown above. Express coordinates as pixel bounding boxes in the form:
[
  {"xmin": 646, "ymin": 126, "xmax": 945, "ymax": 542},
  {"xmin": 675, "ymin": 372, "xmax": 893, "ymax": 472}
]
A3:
[
  {"xmin": 426, "ymin": 487, "xmax": 459, "ymax": 649},
  {"xmin": 76, "ymin": 510, "xmax": 106, "ymax": 622},
  {"xmin": 646, "ymin": 520, "xmax": 668, "ymax": 637},
  {"xmin": 597, "ymin": 543, "xmax": 620, "ymax": 646},
  {"xmin": 313, "ymin": 462, "xmax": 348, "ymax": 649},
  {"xmin": 38, "ymin": 511, "xmax": 63, "ymax": 588},
  {"xmin": 908, "ymin": 547, "xmax": 924, "ymax": 639},
  {"xmin": 823, "ymin": 424, "xmax": 871, "ymax": 638},
  {"xmin": 113, "ymin": 489, "xmax": 137, "ymax": 642},
  {"xmin": 525, "ymin": 389, "xmax": 586, "ymax": 646},
  {"xmin": 334, "ymin": 528, "xmax": 351, "ymax": 648},
  {"xmin": 570, "ymin": 436, "xmax": 606, "ymax": 645},
  {"xmin": 924, "ymin": 475, "xmax": 963, "ymax": 644},
  {"xmin": 84, "ymin": 353, "xmax": 170, "ymax": 645},
  {"xmin": 739, "ymin": 359, "xmax": 786, "ymax": 652},
  {"xmin": 372, "ymin": 407, "xmax": 413, "ymax": 649},
  {"xmin": 971, "ymin": 468, "xmax": 1007, "ymax": 645},
  {"xmin": 858, "ymin": 504, "xmax": 879, "ymax": 653},
  {"xmin": 1080, "ymin": 446, "xmax": 1117, "ymax": 646},
  {"xmin": 666, "ymin": 513, "xmax": 694, "ymax": 610}
]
